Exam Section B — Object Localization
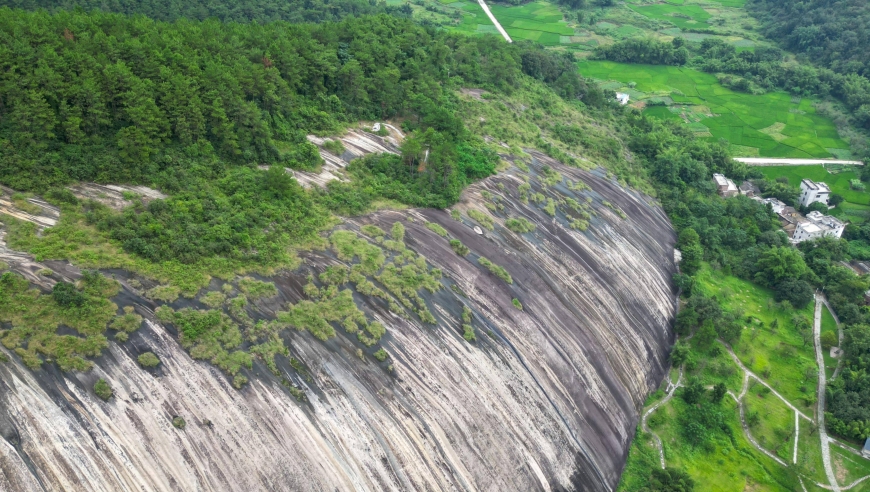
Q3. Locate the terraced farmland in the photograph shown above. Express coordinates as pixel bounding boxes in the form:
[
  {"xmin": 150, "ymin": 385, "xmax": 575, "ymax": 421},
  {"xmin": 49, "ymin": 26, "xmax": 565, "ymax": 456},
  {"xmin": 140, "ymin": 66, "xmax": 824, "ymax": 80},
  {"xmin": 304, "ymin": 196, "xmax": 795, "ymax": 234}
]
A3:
[
  {"xmin": 577, "ymin": 60, "xmax": 851, "ymax": 159},
  {"xmin": 627, "ymin": 3, "xmax": 712, "ymax": 30}
]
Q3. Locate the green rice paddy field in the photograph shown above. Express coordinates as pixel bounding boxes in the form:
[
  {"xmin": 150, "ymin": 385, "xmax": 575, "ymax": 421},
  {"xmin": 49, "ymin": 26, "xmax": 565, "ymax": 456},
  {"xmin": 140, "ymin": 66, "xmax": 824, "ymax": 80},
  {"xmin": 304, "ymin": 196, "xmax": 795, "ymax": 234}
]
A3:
[
  {"xmin": 576, "ymin": 60, "xmax": 851, "ymax": 159},
  {"xmin": 448, "ymin": 0, "xmax": 572, "ymax": 46}
]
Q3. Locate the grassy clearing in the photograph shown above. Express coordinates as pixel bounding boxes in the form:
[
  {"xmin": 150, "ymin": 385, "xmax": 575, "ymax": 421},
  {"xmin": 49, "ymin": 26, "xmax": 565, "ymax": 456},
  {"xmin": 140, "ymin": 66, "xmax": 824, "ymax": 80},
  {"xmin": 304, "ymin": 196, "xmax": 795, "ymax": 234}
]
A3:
[
  {"xmin": 796, "ymin": 420, "xmax": 829, "ymax": 485},
  {"xmin": 686, "ymin": 338, "xmax": 743, "ymax": 394},
  {"xmin": 655, "ymin": 397, "xmax": 796, "ymax": 491},
  {"xmin": 695, "ymin": 266, "xmax": 817, "ymax": 408},
  {"xmin": 821, "ymin": 306, "xmax": 839, "ymax": 380},
  {"xmin": 743, "ymin": 380, "xmax": 795, "ymax": 461},
  {"xmin": 577, "ymin": 61, "xmax": 849, "ymax": 159},
  {"xmin": 831, "ymin": 444, "xmax": 870, "ymax": 489}
]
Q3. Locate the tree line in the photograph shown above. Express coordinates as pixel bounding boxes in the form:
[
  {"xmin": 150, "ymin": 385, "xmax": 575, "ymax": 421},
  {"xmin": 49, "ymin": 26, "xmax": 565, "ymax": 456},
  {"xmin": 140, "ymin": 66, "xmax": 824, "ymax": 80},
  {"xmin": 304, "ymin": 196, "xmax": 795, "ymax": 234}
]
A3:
[
  {"xmin": 748, "ymin": 0, "xmax": 870, "ymax": 79},
  {"xmin": 0, "ymin": 0, "xmax": 408, "ymax": 24}
]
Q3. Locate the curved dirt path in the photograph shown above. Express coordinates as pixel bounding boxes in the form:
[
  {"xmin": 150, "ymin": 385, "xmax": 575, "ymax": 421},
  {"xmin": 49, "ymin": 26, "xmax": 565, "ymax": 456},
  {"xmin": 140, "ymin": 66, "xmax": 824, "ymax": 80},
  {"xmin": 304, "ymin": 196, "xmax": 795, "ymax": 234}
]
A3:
[
  {"xmin": 728, "ymin": 370, "xmax": 789, "ymax": 467},
  {"xmin": 477, "ymin": 0, "xmax": 513, "ymax": 43},
  {"xmin": 641, "ymin": 367, "xmax": 682, "ymax": 469},
  {"xmin": 815, "ymin": 294, "xmax": 842, "ymax": 492}
]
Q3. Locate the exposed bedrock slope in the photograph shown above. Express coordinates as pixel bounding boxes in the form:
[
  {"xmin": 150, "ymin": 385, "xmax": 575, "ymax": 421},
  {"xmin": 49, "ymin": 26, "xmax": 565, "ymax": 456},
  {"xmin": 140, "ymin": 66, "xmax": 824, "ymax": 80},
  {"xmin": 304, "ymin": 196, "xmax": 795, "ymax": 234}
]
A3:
[{"xmin": 0, "ymin": 154, "xmax": 676, "ymax": 492}]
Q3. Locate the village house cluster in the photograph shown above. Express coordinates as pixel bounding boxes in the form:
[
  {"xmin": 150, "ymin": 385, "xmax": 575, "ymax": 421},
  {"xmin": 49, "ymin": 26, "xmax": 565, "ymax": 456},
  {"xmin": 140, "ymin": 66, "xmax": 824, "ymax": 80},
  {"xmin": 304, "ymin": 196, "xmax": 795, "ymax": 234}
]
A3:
[{"xmin": 713, "ymin": 174, "xmax": 845, "ymax": 243}]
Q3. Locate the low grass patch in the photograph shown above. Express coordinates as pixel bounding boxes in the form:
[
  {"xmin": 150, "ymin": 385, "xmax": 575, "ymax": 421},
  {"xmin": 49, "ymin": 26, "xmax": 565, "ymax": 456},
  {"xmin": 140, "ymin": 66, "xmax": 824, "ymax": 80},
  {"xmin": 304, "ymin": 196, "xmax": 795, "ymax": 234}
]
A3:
[
  {"xmin": 695, "ymin": 265, "xmax": 816, "ymax": 408},
  {"xmin": 743, "ymin": 380, "xmax": 795, "ymax": 461},
  {"xmin": 478, "ymin": 257, "xmax": 512, "ymax": 284},
  {"xmin": 138, "ymin": 352, "xmax": 160, "ymax": 368},
  {"xmin": 796, "ymin": 419, "xmax": 829, "ymax": 485},
  {"xmin": 0, "ymin": 271, "xmax": 116, "ymax": 371},
  {"xmin": 821, "ymin": 305, "xmax": 839, "ymax": 380},
  {"xmin": 654, "ymin": 396, "xmax": 799, "ymax": 490},
  {"xmin": 831, "ymin": 444, "xmax": 870, "ymax": 488}
]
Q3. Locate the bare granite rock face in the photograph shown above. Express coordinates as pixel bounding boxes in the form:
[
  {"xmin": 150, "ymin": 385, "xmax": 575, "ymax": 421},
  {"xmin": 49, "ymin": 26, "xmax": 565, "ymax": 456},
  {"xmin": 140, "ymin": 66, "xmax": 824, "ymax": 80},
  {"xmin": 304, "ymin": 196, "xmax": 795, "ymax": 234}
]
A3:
[{"xmin": 0, "ymin": 154, "xmax": 676, "ymax": 492}]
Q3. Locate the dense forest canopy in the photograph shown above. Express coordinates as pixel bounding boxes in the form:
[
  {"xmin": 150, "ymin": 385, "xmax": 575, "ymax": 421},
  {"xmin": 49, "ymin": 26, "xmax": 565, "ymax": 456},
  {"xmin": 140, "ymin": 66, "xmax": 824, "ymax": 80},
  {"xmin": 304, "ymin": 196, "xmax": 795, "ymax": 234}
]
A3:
[
  {"xmin": 0, "ymin": 0, "xmax": 409, "ymax": 23},
  {"xmin": 749, "ymin": 0, "xmax": 870, "ymax": 78},
  {"xmin": 0, "ymin": 8, "xmax": 599, "ymax": 266}
]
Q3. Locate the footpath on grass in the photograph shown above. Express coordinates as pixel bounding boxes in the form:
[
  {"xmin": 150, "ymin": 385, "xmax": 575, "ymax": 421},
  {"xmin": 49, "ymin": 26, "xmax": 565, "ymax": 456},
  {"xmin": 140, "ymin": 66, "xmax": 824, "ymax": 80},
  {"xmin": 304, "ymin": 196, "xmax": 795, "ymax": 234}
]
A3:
[
  {"xmin": 640, "ymin": 367, "xmax": 682, "ymax": 469},
  {"xmin": 814, "ymin": 294, "xmax": 842, "ymax": 492}
]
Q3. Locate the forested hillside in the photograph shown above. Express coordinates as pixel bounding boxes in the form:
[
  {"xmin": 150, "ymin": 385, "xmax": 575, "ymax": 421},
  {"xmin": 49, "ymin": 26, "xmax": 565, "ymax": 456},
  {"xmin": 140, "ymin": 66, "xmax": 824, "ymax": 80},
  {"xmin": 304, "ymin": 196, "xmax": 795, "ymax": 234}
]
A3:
[
  {"xmin": 749, "ymin": 0, "xmax": 870, "ymax": 78},
  {"xmin": 0, "ymin": 9, "xmax": 603, "ymax": 269},
  {"xmin": 0, "ymin": 0, "xmax": 406, "ymax": 23}
]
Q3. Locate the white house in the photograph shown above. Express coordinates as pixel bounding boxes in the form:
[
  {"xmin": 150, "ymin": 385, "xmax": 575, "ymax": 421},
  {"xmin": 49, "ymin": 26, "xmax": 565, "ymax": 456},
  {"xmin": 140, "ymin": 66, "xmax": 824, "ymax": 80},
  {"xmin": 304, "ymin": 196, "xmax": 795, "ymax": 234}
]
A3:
[
  {"xmin": 751, "ymin": 196, "xmax": 786, "ymax": 214},
  {"xmin": 616, "ymin": 93, "xmax": 630, "ymax": 105},
  {"xmin": 799, "ymin": 179, "xmax": 831, "ymax": 208},
  {"xmin": 863, "ymin": 438, "xmax": 870, "ymax": 459},
  {"xmin": 713, "ymin": 173, "xmax": 738, "ymax": 197},
  {"xmin": 792, "ymin": 210, "xmax": 845, "ymax": 243}
]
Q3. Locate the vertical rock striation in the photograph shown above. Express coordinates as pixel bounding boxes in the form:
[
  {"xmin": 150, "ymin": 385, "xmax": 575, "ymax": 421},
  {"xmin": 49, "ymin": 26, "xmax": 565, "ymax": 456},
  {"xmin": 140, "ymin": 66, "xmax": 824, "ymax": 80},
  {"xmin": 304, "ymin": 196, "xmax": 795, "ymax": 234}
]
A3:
[{"xmin": 0, "ymin": 154, "xmax": 676, "ymax": 491}]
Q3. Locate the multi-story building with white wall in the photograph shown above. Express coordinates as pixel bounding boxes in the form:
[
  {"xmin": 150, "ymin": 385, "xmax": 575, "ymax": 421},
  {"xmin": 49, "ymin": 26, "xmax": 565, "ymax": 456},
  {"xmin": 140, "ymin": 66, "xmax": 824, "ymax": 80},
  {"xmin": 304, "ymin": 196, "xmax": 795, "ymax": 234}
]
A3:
[
  {"xmin": 799, "ymin": 179, "xmax": 831, "ymax": 208},
  {"xmin": 792, "ymin": 210, "xmax": 845, "ymax": 243}
]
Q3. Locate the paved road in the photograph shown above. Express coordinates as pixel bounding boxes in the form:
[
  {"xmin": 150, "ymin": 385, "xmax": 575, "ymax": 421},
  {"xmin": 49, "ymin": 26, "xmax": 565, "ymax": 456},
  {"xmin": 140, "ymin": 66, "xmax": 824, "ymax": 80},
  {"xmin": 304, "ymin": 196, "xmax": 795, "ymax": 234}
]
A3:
[
  {"xmin": 477, "ymin": 0, "xmax": 512, "ymax": 43},
  {"xmin": 733, "ymin": 157, "xmax": 863, "ymax": 166},
  {"xmin": 815, "ymin": 294, "xmax": 841, "ymax": 492}
]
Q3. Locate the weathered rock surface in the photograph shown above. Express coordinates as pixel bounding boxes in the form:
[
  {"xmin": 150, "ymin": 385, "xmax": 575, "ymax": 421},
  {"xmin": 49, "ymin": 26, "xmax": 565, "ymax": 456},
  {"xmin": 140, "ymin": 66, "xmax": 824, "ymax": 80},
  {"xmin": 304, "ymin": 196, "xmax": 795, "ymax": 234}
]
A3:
[{"xmin": 0, "ymin": 154, "xmax": 676, "ymax": 491}]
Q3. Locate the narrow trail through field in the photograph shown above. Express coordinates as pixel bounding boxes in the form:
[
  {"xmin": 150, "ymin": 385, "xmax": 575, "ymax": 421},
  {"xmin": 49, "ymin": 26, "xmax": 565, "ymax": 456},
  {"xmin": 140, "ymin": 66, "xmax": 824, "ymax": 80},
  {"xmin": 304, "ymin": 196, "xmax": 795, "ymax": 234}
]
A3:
[
  {"xmin": 476, "ymin": 0, "xmax": 512, "ymax": 43},
  {"xmin": 720, "ymin": 342, "xmax": 814, "ymax": 422},
  {"xmin": 815, "ymin": 294, "xmax": 841, "ymax": 492},
  {"xmin": 727, "ymin": 369, "xmax": 789, "ymax": 466},
  {"xmin": 641, "ymin": 367, "xmax": 682, "ymax": 469}
]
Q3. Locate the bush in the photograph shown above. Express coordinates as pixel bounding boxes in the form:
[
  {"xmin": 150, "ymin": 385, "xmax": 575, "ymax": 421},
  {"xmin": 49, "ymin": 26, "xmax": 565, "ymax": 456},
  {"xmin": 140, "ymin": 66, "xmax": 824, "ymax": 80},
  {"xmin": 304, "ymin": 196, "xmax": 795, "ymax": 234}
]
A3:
[
  {"xmin": 322, "ymin": 139, "xmax": 345, "ymax": 155},
  {"xmin": 512, "ymin": 298, "xmax": 523, "ymax": 310},
  {"xmin": 94, "ymin": 379, "xmax": 113, "ymax": 401},
  {"xmin": 373, "ymin": 348, "xmax": 388, "ymax": 361},
  {"xmin": 821, "ymin": 331, "xmax": 838, "ymax": 350},
  {"xmin": 774, "ymin": 278, "xmax": 813, "ymax": 309},
  {"xmin": 138, "ymin": 352, "xmax": 160, "ymax": 368},
  {"xmin": 52, "ymin": 281, "xmax": 85, "ymax": 308},
  {"xmin": 463, "ymin": 324, "xmax": 476, "ymax": 342},
  {"xmin": 172, "ymin": 416, "xmax": 186, "ymax": 429},
  {"xmin": 505, "ymin": 217, "xmax": 536, "ymax": 233},
  {"xmin": 450, "ymin": 239, "xmax": 469, "ymax": 256},
  {"xmin": 426, "ymin": 222, "xmax": 448, "ymax": 237},
  {"xmin": 478, "ymin": 257, "xmax": 513, "ymax": 284},
  {"xmin": 232, "ymin": 375, "xmax": 248, "ymax": 389}
]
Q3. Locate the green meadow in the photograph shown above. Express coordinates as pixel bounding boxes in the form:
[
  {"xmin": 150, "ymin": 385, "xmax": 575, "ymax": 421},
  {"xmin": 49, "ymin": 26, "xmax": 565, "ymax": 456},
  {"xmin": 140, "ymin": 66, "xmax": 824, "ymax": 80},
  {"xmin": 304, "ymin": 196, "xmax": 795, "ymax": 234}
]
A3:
[
  {"xmin": 694, "ymin": 266, "xmax": 817, "ymax": 407},
  {"xmin": 576, "ymin": 60, "xmax": 850, "ymax": 159},
  {"xmin": 821, "ymin": 305, "xmax": 839, "ymax": 380},
  {"xmin": 831, "ymin": 444, "xmax": 870, "ymax": 491}
]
